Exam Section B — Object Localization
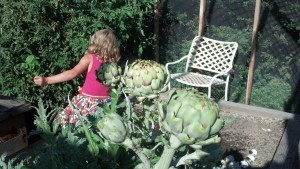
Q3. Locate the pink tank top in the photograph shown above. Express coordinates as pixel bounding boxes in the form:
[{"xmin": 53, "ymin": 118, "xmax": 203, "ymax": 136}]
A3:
[{"xmin": 81, "ymin": 54, "xmax": 110, "ymax": 97}]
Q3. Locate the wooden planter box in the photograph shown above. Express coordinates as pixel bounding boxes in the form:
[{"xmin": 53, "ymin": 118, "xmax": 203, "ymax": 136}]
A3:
[
  {"xmin": 0, "ymin": 127, "xmax": 28, "ymax": 156},
  {"xmin": 219, "ymin": 100, "xmax": 300, "ymax": 169},
  {"xmin": 0, "ymin": 95, "xmax": 31, "ymax": 156}
]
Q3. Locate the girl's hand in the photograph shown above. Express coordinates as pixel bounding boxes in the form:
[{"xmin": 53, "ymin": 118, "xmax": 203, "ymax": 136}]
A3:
[{"xmin": 34, "ymin": 76, "xmax": 47, "ymax": 86}]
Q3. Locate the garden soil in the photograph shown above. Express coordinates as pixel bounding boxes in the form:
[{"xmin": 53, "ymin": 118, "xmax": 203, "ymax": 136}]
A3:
[{"xmin": 219, "ymin": 110, "xmax": 286, "ymax": 169}]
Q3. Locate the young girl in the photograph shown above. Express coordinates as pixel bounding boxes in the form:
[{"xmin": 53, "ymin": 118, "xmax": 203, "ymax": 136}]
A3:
[{"xmin": 34, "ymin": 29, "xmax": 121, "ymax": 128}]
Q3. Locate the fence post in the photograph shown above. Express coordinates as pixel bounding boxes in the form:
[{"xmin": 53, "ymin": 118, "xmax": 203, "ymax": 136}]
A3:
[
  {"xmin": 246, "ymin": 0, "xmax": 261, "ymax": 105},
  {"xmin": 198, "ymin": 0, "xmax": 206, "ymax": 36}
]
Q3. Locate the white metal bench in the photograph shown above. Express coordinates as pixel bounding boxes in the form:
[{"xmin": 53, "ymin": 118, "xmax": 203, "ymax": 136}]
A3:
[{"xmin": 165, "ymin": 36, "xmax": 238, "ymax": 101}]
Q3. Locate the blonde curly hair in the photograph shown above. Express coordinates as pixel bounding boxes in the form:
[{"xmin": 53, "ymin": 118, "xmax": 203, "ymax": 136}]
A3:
[{"xmin": 86, "ymin": 29, "xmax": 120, "ymax": 62}]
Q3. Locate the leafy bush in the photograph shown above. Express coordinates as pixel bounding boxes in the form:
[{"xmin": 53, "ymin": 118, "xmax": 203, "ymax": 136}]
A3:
[
  {"xmin": 251, "ymin": 78, "xmax": 291, "ymax": 110},
  {"xmin": 0, "ymin": 0, "xmax": 155, "ymax": 108}
]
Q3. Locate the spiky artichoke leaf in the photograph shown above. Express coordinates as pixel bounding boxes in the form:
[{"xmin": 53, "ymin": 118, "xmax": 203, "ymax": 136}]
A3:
[
  {"xmin": 142, "ymin": 73, "xmax": 152, "ymax": 86},
  {"xmin": 183, "ymin": 121, "xmax": 210, "ymax": 141},
  {"xmin": 139, "ymin": 85, "xmax": 154, "ymax": 95},
  {"xmin": 209, "ymin": 118, "xmax": 224, "ymax": 136},
  {"xmin": 199, "ymin": 106, "xmax": 218, "ymax": 127},
  {"xmin": 166, "ymin": 89, "xmax": 176, "ymax": 103},
  {"xmin": 169, "ymin": 134, "xmax": 183, "ymax": 149},
  {"xmin": 159, "ymin": 84, "xmax": 169, "ymax": 93},
  {"xmin": 165, "ymin": 117, "xmax": 183, "ymax": 133},
  {"xmin": 177, "ymin": 106, "xmax": 200, "ymax": 126},
  {"xmin": 166, "ymin": 99, "xmax": 182, "ymax": 116},
  {"xmin": 191, "ymin": 135, "xmax": 221, "ymax": 150},
  {"xmin": 125, "ymin": 78, "xmax": 134, "ymax": 88},
  {"xmin": 150, "ymin": 79, "xmax": 161, "ymax": 90},
  {"xmin": 97, "ymin": 113, "xmax": 127, "ymax": 144},
  {"xmin": 176, "ymin": 133, "xmax": 195, "ymax": 145},
  {"xmin": 161, "ymin": 122, "xmax": 171, "ymax": 132},
  {"xmin": 157, "ymin": 102, "xmax": 165, "ymax": 119}
]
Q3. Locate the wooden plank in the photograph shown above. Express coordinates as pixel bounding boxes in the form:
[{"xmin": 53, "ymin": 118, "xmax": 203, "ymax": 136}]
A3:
[
  {"xmin": 0, "ymin": 96, "xmax": 31, "ymax": 121},
  {"xmin": 218, "ymin": 100, "xmax": 295, "ymax": 120},
  {"xmin": 0, "ymin": 127, "xmax": 28, "ymax": 156},
  {"xmin": 270, "ymin": 116, "xmax": 300, "ymax": 169},
  {"xmin": 0, "ymin": 114, "xmax": 26, "ymax": 136},
  {"xmin": 0, "ymin": 96, "xmax": 30, "ymax": 156},
  {"xmin": 0, "ymin": 95, "xmax": 27, "ymax": 110}
]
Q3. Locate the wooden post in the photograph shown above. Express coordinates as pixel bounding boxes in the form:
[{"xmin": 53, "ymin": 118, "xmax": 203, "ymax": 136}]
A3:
[
  {"xmin": 198, "ymin": 0, "xmax": 206, "ymax": 36},
  {"xmin": 154, "ymin": 0, "xmax": 160, "ymax": 62},
  {"xmin": 246, "ymin": 0, "xmax": 261, "ymax": 105}
]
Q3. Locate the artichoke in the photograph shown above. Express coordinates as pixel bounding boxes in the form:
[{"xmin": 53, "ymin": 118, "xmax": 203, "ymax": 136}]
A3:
[
  {"xmin": 96, "ymin": 62, "xmax": 122, "ymax": 88},
  {"xmin": 96, "ymin": 113, "xmax": 128, "ymax": 144},
  {"xmin": 122, "ymin": 59, "xmax": 170, "ymax": 101},
  {"xmin": 158, "ymin": 88, "xmax": 224, "ymax": 146}
]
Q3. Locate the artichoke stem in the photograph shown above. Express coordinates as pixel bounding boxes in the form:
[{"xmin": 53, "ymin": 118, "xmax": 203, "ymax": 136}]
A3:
[
  {"xmin": 153, "ymin": 146, "xmax": 176, "ymax": 169},
  {"xmin": 190, "ymin": 135, "xmax": 221, "ymax": 150},
  {"xmin": 176, "ymin": 150, "xmax": 208, "ymax": 167},
  {"xmin": 144, "ymin": 110, "xmax": 151, "ymax": 129},
  {"xmin": 123, "ymin": 138, "xmax": 152, "ymax": 169}
]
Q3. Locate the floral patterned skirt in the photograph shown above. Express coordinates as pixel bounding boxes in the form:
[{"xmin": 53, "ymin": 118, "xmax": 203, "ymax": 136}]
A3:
[{"xmin": 53, "ymin": 94, "xmax": 110, "ymax": 128}]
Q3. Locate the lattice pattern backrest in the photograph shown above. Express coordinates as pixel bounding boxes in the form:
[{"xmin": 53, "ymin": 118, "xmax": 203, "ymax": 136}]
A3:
[{"xmin": 187, "ymin": 36, "xmax": 238, "ymax": 73}]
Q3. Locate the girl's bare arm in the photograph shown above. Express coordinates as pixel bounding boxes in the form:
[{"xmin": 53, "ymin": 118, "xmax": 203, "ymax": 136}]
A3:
[{"xmin": 34, "ymin": 54, "xmax": 91, "ymax": 86}]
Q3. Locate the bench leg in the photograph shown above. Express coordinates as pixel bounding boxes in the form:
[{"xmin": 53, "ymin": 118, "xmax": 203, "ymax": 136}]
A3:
[{"xmin": 224, "ymin": 76, "xmax": 230, "ymax": 101}]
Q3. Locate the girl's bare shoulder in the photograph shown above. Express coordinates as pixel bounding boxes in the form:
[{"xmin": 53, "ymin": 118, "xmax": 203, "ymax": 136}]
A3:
[{"xmin": 82, "ymin": 52, "xmax": 93, "ymax": 61}]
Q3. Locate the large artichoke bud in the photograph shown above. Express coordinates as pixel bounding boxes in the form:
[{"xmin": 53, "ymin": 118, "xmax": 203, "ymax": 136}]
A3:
[
  {"xmin": 122, "ymin": 59, "xmax": 170, "ymax": 101},
  {"xmin": 96, "ymin": 62, "xmax": 122, "ymax": 88},
  {"xmin": 158, "ymin": 88, "xmax": 224, "ymax": 146},
  {"xmin": 96, "ymin": 113, "xmax": 128, "ymax": 144}
]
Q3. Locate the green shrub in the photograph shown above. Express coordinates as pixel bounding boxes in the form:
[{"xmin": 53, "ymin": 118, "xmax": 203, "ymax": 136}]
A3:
[
  {"xmin": 251, "ymin": 78, "xmax": 292, "ymax": 111},
  {"xmin": 0, "ymin": 0, "xmax": 155, "ymax": 108}
]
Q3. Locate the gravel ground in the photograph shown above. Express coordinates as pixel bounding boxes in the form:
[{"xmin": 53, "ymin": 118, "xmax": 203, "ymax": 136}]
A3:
[{"xmin": 219, "ymin": 110, "xmax": 286, "ymax": 169}]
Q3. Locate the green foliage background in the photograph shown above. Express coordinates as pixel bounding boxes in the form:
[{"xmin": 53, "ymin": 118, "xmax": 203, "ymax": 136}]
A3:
[
  {"xmin": 0, "ymin": 0, "xmax": 155, "ymax": 108},
  {"xmin": 159, "ymin": 0, "xmax": 300, "ymax": 112},
  {"xmin": 1, "ymin": 0, "xmax": 299, "ymax": 112}
]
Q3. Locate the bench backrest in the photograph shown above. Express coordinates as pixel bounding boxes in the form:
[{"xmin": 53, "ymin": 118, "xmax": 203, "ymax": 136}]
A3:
[{"xmin": 186, "ymin": 36, "xmax": 238, "ymax": 74}]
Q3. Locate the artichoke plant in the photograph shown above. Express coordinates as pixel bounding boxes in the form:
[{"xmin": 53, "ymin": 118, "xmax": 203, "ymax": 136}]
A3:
[
  {"xmin": 93, "ymin": 86, "xmax": 225, "ymax": 169},
  {"xmin": 94, "ymin": 61, "xmax": 225, "ymax": 169},
  {"xmin": 151, "ymin": 88, "xmax": 224, "ymax": 168},
  {"xmin": 96, "ymin": 112, "xmax": 152, "ymax": 169},
  {"xmin": 158, "ymin": 88, "xmax": 224, "ymax": 146},
  {"xmin": 96, "ymin": 113, "xmax": 128, "ymax": 144},
  {"xmin": 96, "ymin": 62, "xmax": 122, "ymax": 88},
  {"xmin": 122, "ymin": 59, "xmax": 170, "ymax": 101}
]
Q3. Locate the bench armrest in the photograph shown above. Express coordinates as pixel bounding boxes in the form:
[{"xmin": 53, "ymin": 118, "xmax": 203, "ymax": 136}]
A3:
[
  {"xmin": 209, "ymin": 69, "xmax": 233, "ymax": 85},
  {"xmin": 165, "ymin": 55, "xmax": 189, "ymax": 74}
]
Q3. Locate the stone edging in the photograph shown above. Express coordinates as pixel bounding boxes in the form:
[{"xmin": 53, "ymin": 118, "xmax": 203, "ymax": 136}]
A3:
[{"xmin": 218, "ymin": 100, "xmax": 298, "ymax": 120}]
